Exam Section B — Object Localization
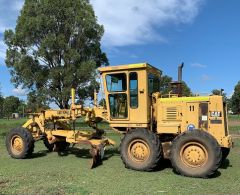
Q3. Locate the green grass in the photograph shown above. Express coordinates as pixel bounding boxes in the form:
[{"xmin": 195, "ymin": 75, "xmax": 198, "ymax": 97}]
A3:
[
  {"xmin": 0, "ymin": 119, "xmax": 240, "ymax": 194},
  {"xmin": 228, "ymin": 114, "xmax": 240, "ymax": 121},
  {"xmin": 229, "ymin": 126, "xmax": 240, "ymax": 132}
]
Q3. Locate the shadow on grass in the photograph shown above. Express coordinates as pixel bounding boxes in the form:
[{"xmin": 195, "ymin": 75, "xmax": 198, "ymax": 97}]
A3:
[
  {"xmin": 209, "ymin": 170, "xmax": 222, "ymax": 178},
  {"xmin": 30, "ymin": 150, "xmax": 48, "ymax": 159},
  {"xmin": 219, "ymin": 159, "xmax": 232, "ymax": 169},
  {"xmin": 171, "ymin": 168, "xmax": 222, "ymax": 179},
  {"xmin": 154, "ymin": 158, "xmax": 225, "ymax": 179},
  {"xmin": 156, "ymin": 159, "xmax": 172, "ymax": 172},
  {"xmin": 56, "ymin": 146, "xmax": 120, "ymax": 168},
  {"xmin": 27, "ymin": 145, "xmax": 119, "ymax": 170},
  {"xmin": 57, "ymin": 146, "xmax": 120, "ymax": 159},
  {"xmin": 0, "ymin": 133, "xmax": 6, "ymax": 137}
]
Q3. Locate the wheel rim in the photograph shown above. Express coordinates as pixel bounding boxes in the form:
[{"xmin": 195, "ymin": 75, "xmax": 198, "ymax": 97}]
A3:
[
  {"xmin": 11, "ymin": 135, "xmax": 24, "ymax": 155},
  {"xmin": 128, "ymin": 139, "xmax": 150, "ymax": 163},
  {"xmin": 180, "ymin": 142, "xmax": 208, "ymax": 168}
]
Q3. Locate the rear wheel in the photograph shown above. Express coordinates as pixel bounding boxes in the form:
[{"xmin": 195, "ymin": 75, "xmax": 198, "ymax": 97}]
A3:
[
  {"xmin": 6, "ymin": 127, "xmax": 34, "ymax": 159},
  {"xmin": 170, "ymin": 130, "xmax": 222, "ymax": 178},
  {"xmin": 120, "ymin": 129, "xmax": 162, "ymax": 171}
]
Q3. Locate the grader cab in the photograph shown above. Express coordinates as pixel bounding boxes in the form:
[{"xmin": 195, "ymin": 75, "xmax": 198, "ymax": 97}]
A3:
[{"xmin": 6, "ymin": 62, "xmax": 232, "ymax": 178}]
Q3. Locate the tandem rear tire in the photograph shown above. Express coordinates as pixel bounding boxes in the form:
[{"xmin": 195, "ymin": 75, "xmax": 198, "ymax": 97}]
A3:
[
  {"xmin": 120, "ymin": 129, "xmax": 162, "ymax": 171},
  {"xmin": 170, "ymin": 129, "xmax": 222, "ymax": 178},
  {"xmin": 6, "ymin": 127, "xmax": 34, "ymax": 159}
]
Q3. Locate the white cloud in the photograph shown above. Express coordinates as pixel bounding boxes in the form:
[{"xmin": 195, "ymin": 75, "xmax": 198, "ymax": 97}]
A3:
[
  {"xmin": 0, "ymin": 0, "xmax": 24, "ymax": 33},
  {"xmin": 91, "ymin": 0, "xmax": 204, "ymax": 47},
  {"xmin": 11, "ymin": 1, "xmax": 24, "ymax": 11},
  {"xmin": 0, "ymin": 40, "xmax": 6, "ymax": 61},
  {"xmin": 191, "ymin": 63, "xmax": 207, "ymax": 68},
  {"xmin": 0, "ymin": 0, "xmax": 203, "ymax": 47},
  {"xmin": 12, "ymin": 86, "xmax": 28, "ymax": 96}
]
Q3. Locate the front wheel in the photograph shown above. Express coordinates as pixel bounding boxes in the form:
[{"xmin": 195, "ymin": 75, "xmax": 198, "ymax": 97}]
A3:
[
  {"xmin": 120, "ymin": 129, "xmax": 162, "ymax": 171},
  {"xmin": 6, "ymin": 127, "xmax": 34, "ymax": 159},
  {"xmin": 170, "ymin": 129, "xmax": 222, "ymax": 178}
]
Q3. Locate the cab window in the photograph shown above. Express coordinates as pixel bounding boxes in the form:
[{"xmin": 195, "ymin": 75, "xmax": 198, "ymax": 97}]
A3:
[
  {"xmin": 106, "ymin": 73, "xmax": 126, "ymax": 92},
  {"xmin": 129, "ymin": 72, "xmax": 138, "ymax": 108},
  {"xmin": 148, "ymin": 74, "xmax": 160, "ymax": 94},
  {"xmin": 109, "ymin": 94, "xmax": 128, "ymax": 118}
]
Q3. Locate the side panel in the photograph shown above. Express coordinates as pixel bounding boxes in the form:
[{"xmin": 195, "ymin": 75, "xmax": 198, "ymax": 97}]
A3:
[
  {"xmin": 184, "ymin": 102, "xmax": 200, "ymax": 131},
  {"xmin": 156, "ymin": 101, "xmax": 183, "ymax": 134},
  {"xmin": 208, "ymin": 96, "xmax": 230, "ymax": 146}
]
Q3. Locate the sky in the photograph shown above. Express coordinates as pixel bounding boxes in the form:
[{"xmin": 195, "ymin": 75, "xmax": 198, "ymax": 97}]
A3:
[{"xmin": 0, "ymin": 0, "xmax": 240, "ymax": 100}]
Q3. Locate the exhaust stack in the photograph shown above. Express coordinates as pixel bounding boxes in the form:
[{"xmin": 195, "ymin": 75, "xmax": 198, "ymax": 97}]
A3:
[
  {"xmin": 170, "ymin": 63, "xmax": 184, "ymax": 97},
  {"xmin": 178, "ymin": 63, "xmax": 184, "ymax": 82},
  {"xmin": 177, "ymin": 63, "xmax": 184, "ymax": 96}
]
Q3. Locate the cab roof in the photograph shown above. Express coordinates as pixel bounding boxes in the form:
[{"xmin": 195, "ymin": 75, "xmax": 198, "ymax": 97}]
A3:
[{"xmin": 98, "ymin": 63, "xmax": 161, "ymax": 76}]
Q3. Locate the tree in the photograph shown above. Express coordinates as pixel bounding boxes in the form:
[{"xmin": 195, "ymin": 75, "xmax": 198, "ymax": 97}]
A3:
[
  {"xmin": 230, "ymin": 81, "xmax": 240, "ymax": 114},
  {"xmin": 27, "ymin": 90, "xmax": 49, "ymax": 112},
  {"xmin": 3, "ymin": 96, "xmax": 21, "ymax": 119},
  {"xmin": 211, "ymin": 89, "xmax": 227, "ymax": 102},
  {"xmin": 212, "ymin": 89, "xmax": 221, "ymax": 95},
  {"xmin": 0, "ymin": 96, "xmax": 4, "ymax": 118},
  {"xmin": 181, "ymin": 81, "xmax": 192, "ymax": 97},
  {"xmin": 159, "ymin": 75, "xmax": 172, "ymax": 95},
  {"xmin": 77, "ymin": 76, "xmax": 100, "ymax": 105},
  {"xmin": 4, "ymin": 0, "xmax": 108, "ymax": 109},
  {"xmin": 99, "ymin": 98, "xmax": 106, "ymax": 109},
  {"xmin": 0, "ymin": 84, "xmax": 4, "ymax": 118},
  {"xmin": 16, "ymin": 100, "xmax": 27, "ymax": 117},
  {"xmin": 159, "ymin": 75, "xmax": 192, "ymax": 97}
]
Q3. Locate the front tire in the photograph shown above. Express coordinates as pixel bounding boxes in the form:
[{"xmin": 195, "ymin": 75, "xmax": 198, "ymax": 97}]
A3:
[
  {"xmin": 6, "ymin": 127, "xmax": 34, "ymax": 159},
  {"xmin": 170, "ymin": 129, "xmax": 222, "ymax": 178},
  {"xmin": 120, "ymin": 129, "xmax": 162, "ymax": 171}
]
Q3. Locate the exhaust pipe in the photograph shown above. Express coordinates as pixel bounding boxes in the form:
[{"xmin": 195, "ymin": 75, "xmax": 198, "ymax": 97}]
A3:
[
  {"xmin": 178, "ymin": 62, "xmax": 184, "ymax": 82},
  {"xmin": 177, "ymin": 63, "xmax": 184, "ymax": 97}
]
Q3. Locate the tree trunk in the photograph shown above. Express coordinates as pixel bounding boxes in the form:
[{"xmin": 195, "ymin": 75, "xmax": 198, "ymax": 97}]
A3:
[{"xmin": 57, "ymin": 99, "xmax": 69, "ymax": 109}]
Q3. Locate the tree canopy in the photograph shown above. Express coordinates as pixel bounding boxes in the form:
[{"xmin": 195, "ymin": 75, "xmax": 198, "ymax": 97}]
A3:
[
  {"xmin": 4, "ymin": 0, "xmax": 108, "ymax": 109},
  {"xmin": 27, "ymin": 90, "xmax": 49, "ymax": 112},
  {"xmin": 3, "ymin": 96, "xmax": 21, "ymax": 119},
  {"xmin": 212, "ymin": 89, "xmax": 222, "ymax": 95},
  {"xmin": 230, "ymin": 81, "xmax": 240, "ymax": 114},
  {"xmin": 211, "ymin": 89, "xmax": 227, "ymax": 102},
  {"xmin": 0, "ymin": 94, "xmax": 4, "ymax": 118},
  {"xmin": 159, "ymin": 75, "xmax": 192, "ymax": 97}
]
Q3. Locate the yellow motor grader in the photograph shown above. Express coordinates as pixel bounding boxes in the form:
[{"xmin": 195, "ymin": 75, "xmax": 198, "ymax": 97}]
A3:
[{"xmin": 6, "ymin": 63, "xmax": 232, "ymax": 177}]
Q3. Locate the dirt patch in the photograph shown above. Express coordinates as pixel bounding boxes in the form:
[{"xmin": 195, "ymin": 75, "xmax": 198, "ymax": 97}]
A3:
[
  {"xmin": 232, "ymin": 135, "xmax": 240, "ymax": 139},
  {"xmin": 0, "ymin": 180, "xmax": 9, "ymax": 188},
  {"xmin": 229, "ymin": 121, "xmax": 240, "ymax": 126}
]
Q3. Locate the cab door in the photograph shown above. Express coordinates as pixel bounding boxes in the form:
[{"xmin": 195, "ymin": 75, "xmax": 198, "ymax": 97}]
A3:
[{"xmin": 128, "ymin": 70, "xmax": 148, "ymax": 126}]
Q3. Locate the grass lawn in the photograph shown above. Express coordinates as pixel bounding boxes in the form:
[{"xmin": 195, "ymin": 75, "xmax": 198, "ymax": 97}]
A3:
[{"xmin": 0, "ymin": 118, "xmax": 240, "ymax": 194}]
